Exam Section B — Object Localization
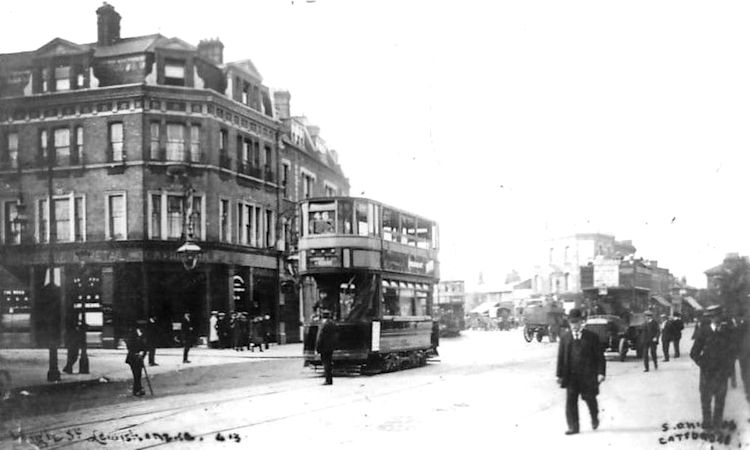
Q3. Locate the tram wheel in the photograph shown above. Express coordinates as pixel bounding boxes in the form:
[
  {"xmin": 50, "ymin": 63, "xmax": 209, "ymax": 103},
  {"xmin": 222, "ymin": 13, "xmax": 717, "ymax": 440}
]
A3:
[
  {"xmin": 383, "ymin": 354, "xmax": 398, "ymax": 372},
  {"xmin": 523, "ymin": 326, "xmax": 534, "ymax": 342}
]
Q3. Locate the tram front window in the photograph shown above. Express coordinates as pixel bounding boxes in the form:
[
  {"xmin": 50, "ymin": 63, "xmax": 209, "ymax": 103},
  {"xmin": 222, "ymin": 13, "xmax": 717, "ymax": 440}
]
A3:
[
  {"xmin": 308, "ymin": 202, "xmax": 335, "ymax": 235},
  {"xmin": 303, "ymin": 274, "xmax": 377, "ymax": 321}
]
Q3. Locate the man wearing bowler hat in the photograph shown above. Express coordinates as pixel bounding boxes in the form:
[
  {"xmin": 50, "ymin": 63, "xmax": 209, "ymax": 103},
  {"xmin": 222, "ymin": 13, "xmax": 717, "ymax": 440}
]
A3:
[
  {"xmin": 557, "ymin": 308, "xmax": 606, "ymax": 435},
  {"xmin": 690, "ymin": 304, "xmax": 735, "ymax": 429}
]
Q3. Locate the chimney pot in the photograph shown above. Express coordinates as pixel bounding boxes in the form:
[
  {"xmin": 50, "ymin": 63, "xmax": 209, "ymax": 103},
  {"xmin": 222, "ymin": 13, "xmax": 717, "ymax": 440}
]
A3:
[{"xmin": 96, "ymin": 2, "xmax": 121, "ymax": 46}]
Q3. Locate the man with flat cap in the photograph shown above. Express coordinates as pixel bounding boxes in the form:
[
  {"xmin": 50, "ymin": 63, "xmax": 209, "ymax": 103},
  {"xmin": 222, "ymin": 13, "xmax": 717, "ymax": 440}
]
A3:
[
  {"xmin": 557, "ymin": 308, "xmax": 606, "ymax": 435},
  {"xmin": 642, "ymin": 310, "xmax": 660, "ymax": 372},
  {"xmin": 690, "ymin": 304, "xmax": 735, "ymax": 429}
]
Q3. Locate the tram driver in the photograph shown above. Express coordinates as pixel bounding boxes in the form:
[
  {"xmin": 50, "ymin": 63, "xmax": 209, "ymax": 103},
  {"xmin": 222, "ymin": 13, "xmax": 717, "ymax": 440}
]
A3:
[{"xmin": 313, "ymin": 290, "xmax": 339, "ymax": 320}]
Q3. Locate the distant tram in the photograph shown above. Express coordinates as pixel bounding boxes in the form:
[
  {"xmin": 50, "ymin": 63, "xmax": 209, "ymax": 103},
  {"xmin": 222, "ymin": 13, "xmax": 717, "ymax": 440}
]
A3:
[{"xmin": 299, "ymin": 197, "xmax": 440, "ymax": 373}]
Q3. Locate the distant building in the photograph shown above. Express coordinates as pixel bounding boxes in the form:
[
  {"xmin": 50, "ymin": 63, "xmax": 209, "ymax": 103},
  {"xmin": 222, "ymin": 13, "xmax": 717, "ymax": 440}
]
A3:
[{"xmin": 533, "ymin": 233, "xmax": 636, "ymax": 296}]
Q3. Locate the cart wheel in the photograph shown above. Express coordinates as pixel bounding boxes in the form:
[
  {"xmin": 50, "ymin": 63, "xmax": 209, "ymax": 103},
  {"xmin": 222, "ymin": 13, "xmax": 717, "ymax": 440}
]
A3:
[
  {"xmin": 536, "ymin": 332, "xmax": 543, "ymax": 343},
  {"xmin": 549, "ymin": 330, "xmax": 558, "ymax": 343},
  {"xmin": 523, "ymin": 326, "xmax": 533, "ymax": 343},
  {"xmin": 619, "ymin": 338, "xmax": 628, "ymax": 362}
]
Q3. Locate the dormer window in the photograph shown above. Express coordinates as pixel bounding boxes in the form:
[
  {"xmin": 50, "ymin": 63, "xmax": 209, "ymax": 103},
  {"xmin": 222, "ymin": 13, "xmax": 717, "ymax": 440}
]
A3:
[
  {"xmin": 164, "ymin": 59, "xmax": 185, "ymax": 86},
  {"xmin": 55, "ymin": 66, "xmax": 70, "ymax": 91}
]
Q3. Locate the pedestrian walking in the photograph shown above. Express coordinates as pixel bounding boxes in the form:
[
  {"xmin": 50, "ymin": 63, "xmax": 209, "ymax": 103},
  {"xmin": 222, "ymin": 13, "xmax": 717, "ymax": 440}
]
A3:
[
  {"xmin": 209, "ymin": 311, "xmax": 219, "ymax": 349},
  {"xmin": 125, "ymin": 325, "xmax": 147, "ymax": 396},
  {"xmin": 661, "ymin": 314, "xmax": 673, "ymax": 362},
  {"xmin": 63, "ymin": 317, "xmax": 85, "ymax": 374},
  {"xmin": 145, "ymin": 316, "xmax": 159, "ymax": 366},
  {"xmin": 642, "ymin": 310, "xmax": 659, "ymax": 372},
  {"xmin": 181, "ymin": 312, "xmax": 195, "ymax": 363},
  {"xmin": 690, "ymin": 305, "xmax": 736, "ymax": 429},
  {"xmin": 556, "ymin": 308, "xmax": 605, "ymax": 435},
  {"xmin": 316, "ymin": 310, "xmax": 337, "ymax": 385},
  {"xmin": 671, "ymin": 312, "xmax": 684, "ymax": 357},
  {"xmin": 250, "ymin": 316, "xmax": 264, "ymax": 352}
]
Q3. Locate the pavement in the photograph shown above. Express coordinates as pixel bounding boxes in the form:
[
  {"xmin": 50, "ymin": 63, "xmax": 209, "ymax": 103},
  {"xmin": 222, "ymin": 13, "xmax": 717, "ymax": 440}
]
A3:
[{"xmin": 0, "ymin": 343, "xmax": 303, "ymax": 394}]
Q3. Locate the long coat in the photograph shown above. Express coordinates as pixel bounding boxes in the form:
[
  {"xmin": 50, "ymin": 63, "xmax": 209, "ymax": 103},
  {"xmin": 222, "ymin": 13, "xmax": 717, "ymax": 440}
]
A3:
[
  {"xmin": 556, "ymin": 328, "xmax": 606, "ymax": 396},
  {"xmin": 125, "ymin": 330, "xmax": 147, "ymax": 366},
  {"xmin": 316, "ymin": 319, "xmax": 337, "ymax": 354},
  {"xmin": 642, "ymin": 320, "xmax": 660, "ymax": 347},
  {"xmin": 181, "ymin": 316, "xmax": 195, "ymax": 347},
  {"xmin": 690, "ymin": 322, "xmax": 735, "ymax": 376}
]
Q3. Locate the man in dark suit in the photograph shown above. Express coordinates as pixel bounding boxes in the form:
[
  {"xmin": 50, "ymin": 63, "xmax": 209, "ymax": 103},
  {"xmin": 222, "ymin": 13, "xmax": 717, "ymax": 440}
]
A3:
[
  {"xmin": 661, "ymin": 314, "xmax": 674, "ymax": 362},
  {"xmin": 690, "ymin": 305, "xmax": 735, "ymax": 429},
  {"xmin": 671, "ymin": 313, "xmax": 685, "ymax": 358},
  {"xmin": 181, "ymin": 312, "xmax": 195, "ymax": 364},
  {"xmin": 316, "ymin": 310, "xmax": 337, "ymax": 385},
  {"xmin": 642, "ymin": 310, "xmax": 660, "ymax": 372},
  {"xmin": 125, "ymin": 325, "xmax": 147, "ymax": 396},
  {"xmin": 63, "ymin": 317, "xmax": 85, "ymax": 374},
  {"xmin": 557, "ymin": 308, "xmax": 606, "ymax": 435},
  {"xmin": 145, "ymin": 316, "xmax": 159, "ymax": 366}
]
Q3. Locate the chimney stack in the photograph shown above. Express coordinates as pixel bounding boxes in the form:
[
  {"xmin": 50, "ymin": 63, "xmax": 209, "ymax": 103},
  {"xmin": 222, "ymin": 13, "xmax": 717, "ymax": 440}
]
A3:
[
  {"xmin": 96, "ymin": 2, "xmax": 121, "ymax": 46},
  {"xmin": 198, "ymin": 38, "xmax": 224, "ymax": 65},
  {"xmin": 273, "ymin": 90, "xmax": 291, "ymax": 119}
]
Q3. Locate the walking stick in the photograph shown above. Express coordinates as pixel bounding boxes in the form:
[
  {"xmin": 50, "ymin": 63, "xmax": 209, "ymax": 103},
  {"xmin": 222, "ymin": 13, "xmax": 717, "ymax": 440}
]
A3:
[{"xmin": 141, "ymin": 358, "xmax": 154, "ymax": 396}]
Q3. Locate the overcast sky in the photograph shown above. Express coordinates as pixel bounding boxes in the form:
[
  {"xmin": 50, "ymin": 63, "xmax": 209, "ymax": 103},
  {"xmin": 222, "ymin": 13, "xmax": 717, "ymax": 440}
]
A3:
[{"xmin": 3, "ymin": 0, "xmax": 750, "ymax": 288}]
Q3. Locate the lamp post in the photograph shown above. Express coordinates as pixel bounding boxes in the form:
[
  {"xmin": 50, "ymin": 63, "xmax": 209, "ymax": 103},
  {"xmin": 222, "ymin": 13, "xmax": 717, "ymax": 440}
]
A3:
[
  {"xmin": 74, "ymin": 249, "xmax": 91, "ymax": 374},
  {"xmin": 176, "ymin": 187, "xmax": 202, "ymax": 272},
  {"xmin": 45, "ymin": 135, "xmax": 61, "ymax": 382}
]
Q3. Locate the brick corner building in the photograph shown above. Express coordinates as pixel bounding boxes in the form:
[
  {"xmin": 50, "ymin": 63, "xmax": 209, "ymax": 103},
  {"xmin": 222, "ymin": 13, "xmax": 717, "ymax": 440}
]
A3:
[{"xmin": 0, "ymin": 3, "xmax": 349, "ymax": 348}]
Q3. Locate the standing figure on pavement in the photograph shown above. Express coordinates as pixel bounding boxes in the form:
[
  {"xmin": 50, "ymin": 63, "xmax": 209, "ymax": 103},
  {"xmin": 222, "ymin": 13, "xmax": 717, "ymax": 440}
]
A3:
[
  {"xmin": 209, "ymin": 311, "xmax": 219, "ymax": 349},
  {"xmin": 671, "ymin": 313, "xmax": 684, "ymax": 358},
  {"xmin": 316, "ymin": 310, "xmax": 337, "ymax": 385},
  {"xmin": 690, "ymin": 305, "xmax": 736, "ymax": 429},
  {"xmin": 63, "ymin": 317, "xmax": 85, "ymax": 374},
  {"xmin": 661, "ymin": 314, "xmax": 673, "ymax": 362},
  {"xmin": 181, "ymin": 312, "xmax": 195, "ymax": 363},
  {"xmin": 145, "ymin": 316, "xmax": 159, "ymax": 366},
  {"xmin": 642, "ymin": 310, "xmax": 660, "ymax": 372},
  {"xmin": 125, "ymin": 325, "xmax": 148, "ymax": 396},
  {"xmin": 217, "ymin": 312, "xmax": 230, "ymax": 349},
  {"xmin": 556, "ymin": 308, "xmax": 606, "ymax": 435},
  {"xmin": 736, "ymin": 315, "xmax": 750, "ymax": 403},
  {"xmin": 230, "ymin": 312, "xmax": 241, "ymax": 351}
]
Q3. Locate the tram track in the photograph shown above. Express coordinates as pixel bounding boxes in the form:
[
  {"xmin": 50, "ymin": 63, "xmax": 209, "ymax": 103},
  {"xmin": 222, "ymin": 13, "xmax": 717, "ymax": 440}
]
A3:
[{"xmin": 4, "ymin": 333, "xmax": 556, "ymax": 449}]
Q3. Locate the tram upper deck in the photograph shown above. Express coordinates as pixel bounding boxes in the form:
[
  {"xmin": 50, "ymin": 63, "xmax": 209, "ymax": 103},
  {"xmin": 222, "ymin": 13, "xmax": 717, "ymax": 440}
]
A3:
[{"xmin": 298, "ymin": 197, "xmax": 439, "ymax": 280}]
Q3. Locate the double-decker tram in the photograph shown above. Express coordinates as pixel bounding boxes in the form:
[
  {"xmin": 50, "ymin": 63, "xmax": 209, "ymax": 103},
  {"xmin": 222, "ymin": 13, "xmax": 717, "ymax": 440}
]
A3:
[{"xmin": 299, "ymin": 197, "xmax": 440, "ymax": 373}]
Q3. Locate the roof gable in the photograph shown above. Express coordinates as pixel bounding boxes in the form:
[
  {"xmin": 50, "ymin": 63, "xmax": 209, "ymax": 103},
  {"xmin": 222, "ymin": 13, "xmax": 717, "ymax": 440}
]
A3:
[
  {"xmin": 35, "ymin": 38, "xmax": 90, "ymax": 58},
  {"xmin": 153, "ymin": 37, "xmax": 196, "ymax": 52},
  {"xmin": 226, "ymin": 59, "xmax": 263, "ymax": 81}
]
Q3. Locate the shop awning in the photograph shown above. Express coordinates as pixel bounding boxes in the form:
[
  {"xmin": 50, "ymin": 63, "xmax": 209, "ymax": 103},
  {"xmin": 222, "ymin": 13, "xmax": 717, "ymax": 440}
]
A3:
[
  {"xmin": 684, "ymin": 296, "xmax": 703, "ymax": 311},
  {"xmin": 651, "ymin": 295, "xmax": 671, "ymax": 308}
]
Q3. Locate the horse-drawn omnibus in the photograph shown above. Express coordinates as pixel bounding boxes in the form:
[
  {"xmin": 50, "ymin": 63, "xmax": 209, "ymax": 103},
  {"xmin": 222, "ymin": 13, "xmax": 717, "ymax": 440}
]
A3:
[{"xmin": 299, "ymin": 197, "xmax": 440, "ymax": 373}]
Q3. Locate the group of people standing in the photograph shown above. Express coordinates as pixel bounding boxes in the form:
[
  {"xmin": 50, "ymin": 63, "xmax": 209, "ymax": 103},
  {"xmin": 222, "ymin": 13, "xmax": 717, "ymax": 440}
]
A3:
[{"xmin": 208, "ymin": 311, "xmax": 270, "ymax": 352}]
